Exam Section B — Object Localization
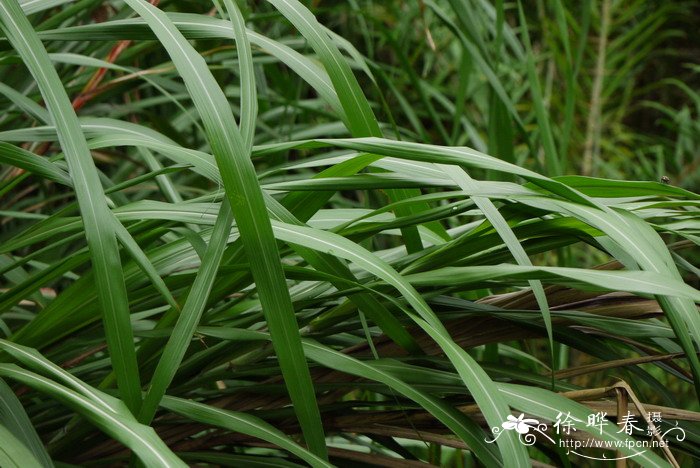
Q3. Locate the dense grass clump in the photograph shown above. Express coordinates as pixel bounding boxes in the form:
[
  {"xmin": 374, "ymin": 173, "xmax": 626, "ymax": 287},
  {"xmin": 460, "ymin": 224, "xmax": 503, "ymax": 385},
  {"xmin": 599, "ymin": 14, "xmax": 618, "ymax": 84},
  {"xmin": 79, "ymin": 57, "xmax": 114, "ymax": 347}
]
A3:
[{"xmin": 0, "ymin": 1, "xmax": 698, "ymax": 466}]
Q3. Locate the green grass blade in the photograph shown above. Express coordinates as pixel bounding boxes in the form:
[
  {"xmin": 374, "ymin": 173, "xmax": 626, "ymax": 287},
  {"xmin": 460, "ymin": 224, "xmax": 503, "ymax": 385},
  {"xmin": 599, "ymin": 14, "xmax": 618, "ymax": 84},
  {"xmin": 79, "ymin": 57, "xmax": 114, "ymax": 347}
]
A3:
[
  {"xmin": 112, "ymin": 218, "xmax": 180, "ymax": 312},
  {"xmin": 0, "ymin": 81, "xmax": 49, "ymax": 123},
  {"xmin": 0, "ymin": 0, "xmax": 142, "ymax": 412},
  {"xmin": 0, "ymin": 379, "xmax": 52, "ymax": 467},
  {"xmin": 0, "ymin": 364, "xmax": 185, "ymax": 467},
  {"xmin": 441, "ymin": 165, "xmax": 553, "ymax": 371},
  {"xmin": 267, "ymin": 0, "xmax": 430, "ymax": 250},
  {"xmin": 268, "ymin": 220, "xmax": 529, "ymax": 465},
  {"xmin": 137, "ymin": 202, "xmax": 233, "ymax": 424},
  {"xmin": 404, "ymin": 265, "xmax": 700, "ymax": 300},
  {"xmin": 137, "ymin": 0, "xmax": 255, "ymax": 424},
  {"xmin": 264, "ymin": 194, "xmax": 421, "ymax": 352},
  {"xmin": 221, "ymin": 0, "xmax": 256, "ymax": 149},
  {"xmin": 120, "ymin": 0, "xmax": 327, "ymax": 457},
  {"xmin": 160, "ymin": 396, "xmax": 333, "ymax": 468},
  {"xmin": 517, "ymin": 1, "xmax": 561, "ymax": 175},
  {"xmin": 0, "ymin": 425, "xmax": 43, "ymax": 468},
  {"xmin": 197, "ymin": 327, "xmax": 503, "ymax": 467},
  {"xmin": 0, "ymin": 142, "xmax": 70, "ymax": 186},
  {"xmin": 266, "ymin": 0, "xmax": 380, "ymax": 137}
]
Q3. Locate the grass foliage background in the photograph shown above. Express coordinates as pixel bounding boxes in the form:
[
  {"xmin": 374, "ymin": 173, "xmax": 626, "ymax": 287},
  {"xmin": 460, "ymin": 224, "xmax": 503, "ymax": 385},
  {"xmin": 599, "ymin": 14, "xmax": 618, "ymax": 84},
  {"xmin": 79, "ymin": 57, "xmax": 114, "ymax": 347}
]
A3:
[{"xmin": 0, "ymin": 0, "xmax": 699, "ymax": 466}]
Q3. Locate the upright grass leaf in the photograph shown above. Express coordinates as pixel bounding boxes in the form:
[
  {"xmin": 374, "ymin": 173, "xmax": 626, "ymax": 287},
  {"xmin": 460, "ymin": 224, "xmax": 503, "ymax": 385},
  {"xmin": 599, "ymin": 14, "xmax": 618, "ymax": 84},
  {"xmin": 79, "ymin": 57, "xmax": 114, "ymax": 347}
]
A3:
[
  {"xmin": 137, "ymin": 202, "xmax": 233, "ymax": 424},
  {"xmin": 0, "ymin": 0, "xmax": 142, "ymax": 412},
  {"xmin": 18, "ymin": 0, "xmax": 74, "ymax": 15},
  {"xmin": 119, "ymin": 0, "xmax": 327, "ymax": 458},
  {"xmin": 222, "ymin": 0, "xmax": 256, "ymax": 149},
  {"xmin": 552, "ymin": 0, "xmax": 588, "ymax": 164},
  {"xmin": 267, "ymin": 0, "xmax": 432, "ymax": 251},
  {"xmin": 517, "ymin": 1, "xmax": 561, "ymax": 175},
  {"xmin": 137, "ymin": 0, "xmax": 256, "ymax": 425},
  {"xmin": 266, "ymin": 0, "xmax": 380, "ymax": 137},
  {"xmin": 425, "ymin": 0, "xmax": 524, "ymax": 130},
  {"xmin": 112, "ymin": 219, "xmax": 180, "ymax": 312}
]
